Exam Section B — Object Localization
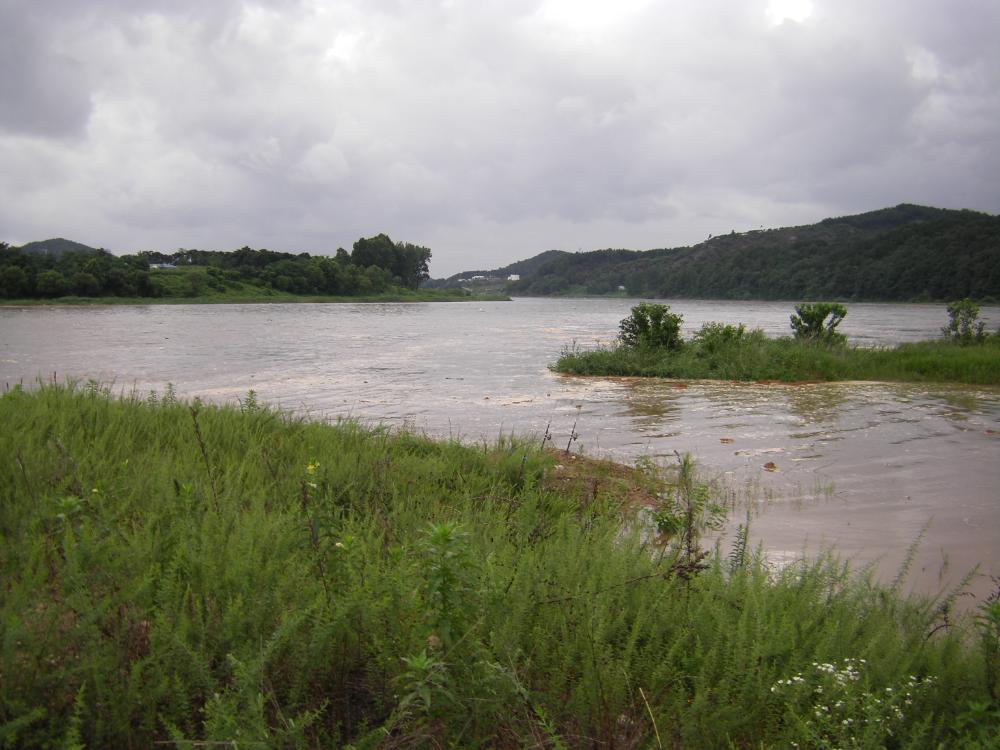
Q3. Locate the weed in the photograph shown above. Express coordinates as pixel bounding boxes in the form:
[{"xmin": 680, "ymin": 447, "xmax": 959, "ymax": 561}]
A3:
[{"xmin": 0, "ymin": 384, "xmax": 993, "ymax": 748}]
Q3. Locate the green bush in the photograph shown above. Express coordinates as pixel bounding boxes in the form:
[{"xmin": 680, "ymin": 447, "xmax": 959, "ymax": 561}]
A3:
[
  {"xmin": 942, "ymin": 298, "xmax": 987, "ymax": 344},
  {"xmin": 618, "ymin": 302, "xmax": 683, "ymax": 350},
  {"xmin": 790, "ymin": 302, "xmax": 848, "ymax": 345}
]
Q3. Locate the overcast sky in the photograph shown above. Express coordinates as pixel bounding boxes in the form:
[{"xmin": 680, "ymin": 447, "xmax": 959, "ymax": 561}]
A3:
[{"xmin": 1, "ymin": 0, "xmax": 998, "ymax": 276}]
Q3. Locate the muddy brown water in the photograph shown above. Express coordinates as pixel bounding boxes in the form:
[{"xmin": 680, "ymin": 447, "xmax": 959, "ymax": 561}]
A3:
[{"xmin": 2, "ymin": 298, "xmax": 998, "ymax": 602}]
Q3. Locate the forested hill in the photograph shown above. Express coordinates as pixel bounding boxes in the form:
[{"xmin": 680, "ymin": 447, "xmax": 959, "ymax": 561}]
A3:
[
  {"xmin": 503, "ymin": 205, "xmax": 1000, "ymax": 302},
  {"xmin": 18, "ymin": 238, "xmax": 103, "ymax": 258}
]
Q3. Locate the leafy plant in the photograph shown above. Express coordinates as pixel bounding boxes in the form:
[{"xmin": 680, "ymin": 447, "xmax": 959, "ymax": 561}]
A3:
[
  {"xmin": 618, "ymin": 302, "xmax": 683, "ymax": 350},
  {"xmin": 942, "ymin": 298, "xmax": 987, "ymax": 344},
  {"xmin": 790, "ymin": 302, "xmax": 848, "ymax": 345},
  {"xmin": 652, "ymin": 453, "xmax": 726, "ymax": 573},
  {"xmin": 691, "ymin": 321, "xmax": 748, "ymax": 354},
  {"xmin": 773, "ymin": 659, "xmax": 935, "ymax": 748},
  {"xmin": 420, "ymin": 521, "xmax": 477, "ymax": 648},
  {"xmin": 394, "ymin": 650, "xmax": 452, "ymax": 717}
]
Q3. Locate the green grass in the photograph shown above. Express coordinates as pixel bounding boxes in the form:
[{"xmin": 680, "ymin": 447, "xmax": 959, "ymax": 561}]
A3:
[
  {"xmin": 554, "ymin": 334, "xmax": 1000, "ymax": 385},
  {"xmin": 1, "ymin": 385, "xmax": 997, "ymax": 748}
]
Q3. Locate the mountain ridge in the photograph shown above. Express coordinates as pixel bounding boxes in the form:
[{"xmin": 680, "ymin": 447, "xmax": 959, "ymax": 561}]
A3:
[{"xmin": 432, "ymin": 204, "xmax": 1000, "ymax": 302}]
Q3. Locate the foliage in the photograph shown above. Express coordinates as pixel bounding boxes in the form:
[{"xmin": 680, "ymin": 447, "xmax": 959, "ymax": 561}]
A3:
[
  {"xmin": 554, "ymin": 305, "xmax": 1000, "ymax": 384},
  {"xmin": 506, "ymin": 204, "xmax": 1000, "ymax": 302},
  {"xmin": 691, "ymin": 322, "xmax": 750, "ymax": 354},
  {"xmin": 0, "ymin": 233, "xmax": 433, "ymax": 301},
  {"xmin": 942, "ymin": 298, "xmax": 988, "ymax": 344},
  {"xmin": 772, "ymin": 659, "xmax": 937, "ymax": 747},
  {"xmin": 618, "ymin": 302, "xmax": 683, "ymax": 350},
  {"xmin": 0, "ymin": 385, "xmax": 995, "ymax": 748},
  {"xmin": 790, "ymin": 302, "xmax": 848, "ymax": 345},
  {"xmin": 351, "ymin": 233, "xmax": 431, "ymax": 290}
]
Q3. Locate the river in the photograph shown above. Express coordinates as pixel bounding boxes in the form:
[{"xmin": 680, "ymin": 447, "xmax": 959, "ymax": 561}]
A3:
[{"xmin": 2, "ymin": 298, "xmax": 998, "ymax": 601}]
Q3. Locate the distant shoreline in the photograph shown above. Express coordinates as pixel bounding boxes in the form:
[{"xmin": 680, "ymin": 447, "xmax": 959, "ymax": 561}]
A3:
[{"xmin": 0, "ymin": 291, "xmax": 512, "ymax": 306}]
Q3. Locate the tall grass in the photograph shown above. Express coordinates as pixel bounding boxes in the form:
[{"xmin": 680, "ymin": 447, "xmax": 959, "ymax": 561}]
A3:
[
  {"xmin": 1, "ymin": 384, "xmax": 996, "ymax": 747},
  {"xmin": 554, "ymin": 334, "xmax": 1000, "ymax": 384}
]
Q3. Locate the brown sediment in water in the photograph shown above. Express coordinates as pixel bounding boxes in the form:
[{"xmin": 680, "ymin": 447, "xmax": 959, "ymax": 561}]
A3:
[{"xmin": 751, "ymin": 379, "xmax": 825, "ymax": 386}]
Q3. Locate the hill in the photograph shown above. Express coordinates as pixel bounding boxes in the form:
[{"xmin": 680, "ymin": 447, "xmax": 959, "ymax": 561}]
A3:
[
  {"xmin": 491, "ymin": 204, "xmax": 999, "ymax": 302},
  {"xmin": 17, "ymin": 238, "xmax": 103, "ymax": 258}
]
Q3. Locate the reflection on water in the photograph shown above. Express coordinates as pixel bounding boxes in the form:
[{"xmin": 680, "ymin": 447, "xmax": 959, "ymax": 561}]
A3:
[
  {"xmin": 1, "ymin": 297, "xmax": 998, "ymax": 598},
  {"xmin": 782, "ymin": 383, "xmax": 850, "ymax": 426},
  {"xmin": 622, "ymin": 379, "xmax": 683, "ymax": 431}
]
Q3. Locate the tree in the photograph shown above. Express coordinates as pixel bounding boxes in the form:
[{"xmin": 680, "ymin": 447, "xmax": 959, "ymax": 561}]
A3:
[
  {"xmin": 351, "ymin": 234, "xmax": 397, "ymax": 272},
  {"xmin": 942, "ymin": 299, "xmax": 986, "ymax": 344},
  {"xmin": 0, "ymin": 265, "xmax": 28, "ymax": 298},
  {"xmin": 790, "ymin": 302, "xmax": 847, "ymax": 345},
  {"xmin": 618, "ymin": 302, "xmax": 683, "ymax": 349},
  {"xmin": 70, "ymin": 271, "xmax": 101, "ymax": 296},
  {"xmin": 35, "ymin": 270, "xmax": 69, "ymax": 297},
  {"xmin": 393, "ymin": 241, "xmax": 432, "ymax": 289},
  {"xmin": 352, "ymin": 234, "xmax": 433, "ymax": 289}
]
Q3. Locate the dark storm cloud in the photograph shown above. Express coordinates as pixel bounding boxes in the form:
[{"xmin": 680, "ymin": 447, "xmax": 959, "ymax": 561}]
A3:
[{"xmin": 0, "ymin": 0, "xmax": 997, "ymax": 274}]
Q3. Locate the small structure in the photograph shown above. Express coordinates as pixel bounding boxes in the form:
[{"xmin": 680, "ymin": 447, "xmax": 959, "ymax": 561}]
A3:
[{"xmin": 507, "ymin": 274, "xmax": 520, "ymax": 281}]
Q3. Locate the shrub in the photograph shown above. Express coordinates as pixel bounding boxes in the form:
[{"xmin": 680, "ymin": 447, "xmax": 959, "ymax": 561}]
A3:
[
  {"xmin": 691, "ymin": 322, "xmax": 749, "ymax": 354},
  {"xmin": 790, "ymin": 302, "xmax": 847, "ymax": 345},
  {"xmin": 942, "ymin": 298, "xmax": 987, "ymax": 344},
  {"xmin": 618, "ymin": 302, "xmax": 683, "ymax": 350}
]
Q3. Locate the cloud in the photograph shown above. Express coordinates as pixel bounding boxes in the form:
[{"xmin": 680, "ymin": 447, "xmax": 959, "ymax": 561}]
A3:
[{"xmin": 0, "ymin": 0, "xmax": 997, "ymax": 274}]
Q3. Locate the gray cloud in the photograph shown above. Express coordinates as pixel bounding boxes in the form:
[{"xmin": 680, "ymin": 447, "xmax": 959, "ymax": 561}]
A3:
[{"xmin": 1, "ymin": 0, "xmax": 997, "ymax": 274}]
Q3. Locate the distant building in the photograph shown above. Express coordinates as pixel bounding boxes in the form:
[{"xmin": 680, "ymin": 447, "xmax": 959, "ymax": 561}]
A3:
[
  {"xmin": 149, "ymin": 263, "xmax": 176, "ymax": 269},
  {"xmin": 507, "ymin": 274, "xmax": 520, "ymax": 281}
]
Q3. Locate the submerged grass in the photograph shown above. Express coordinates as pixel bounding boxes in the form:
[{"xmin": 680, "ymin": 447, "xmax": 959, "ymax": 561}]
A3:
[
  {"xmin": 553, "ymin": 335, "xmax": 1000, "ymax": 385},
  {"xmin": 1, "ymin": 384, "xmax": 997, "ymax": 748}
]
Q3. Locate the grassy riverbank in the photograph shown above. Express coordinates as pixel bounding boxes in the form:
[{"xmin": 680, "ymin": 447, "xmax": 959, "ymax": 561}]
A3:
[
  {"xmin": 2, "ymin": 386, "xmax": 997, "ymax": 748},
  {"xmin": 0, "ymin": 288, "xmax": 510, "ymax": 306},
  {"xmin": 554, "ymin": 335, "xmax": 1000, "ymax": 385}
]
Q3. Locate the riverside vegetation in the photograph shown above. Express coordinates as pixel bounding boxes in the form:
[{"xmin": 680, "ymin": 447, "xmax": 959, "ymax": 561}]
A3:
[
  {"xmin": 554, "ymin": 300, "xmax": 1000, "ymax": 385},
  {"xmin": 2, "ymin": 384, "xmax": 999, "ymax": 747},
  {"xmin": 0, "ymin": 234, "xmax": 505, "ymax": 304}
]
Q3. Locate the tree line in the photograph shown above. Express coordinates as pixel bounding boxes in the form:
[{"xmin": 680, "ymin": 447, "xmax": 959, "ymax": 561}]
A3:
[{"xmin": 0, "ymin": 233, "xmax": 431, "ymax": 299}]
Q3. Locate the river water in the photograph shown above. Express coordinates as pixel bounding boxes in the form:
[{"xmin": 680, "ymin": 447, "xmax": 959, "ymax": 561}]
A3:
[{"xmin": 2, "ymin": 298, "xmax": 998, "ymax": 600}]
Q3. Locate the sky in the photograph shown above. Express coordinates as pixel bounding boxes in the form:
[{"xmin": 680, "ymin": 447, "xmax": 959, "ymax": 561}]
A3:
[{"xmin": 1, "ymin": 0, "xmax": 998, "ymax": 276}]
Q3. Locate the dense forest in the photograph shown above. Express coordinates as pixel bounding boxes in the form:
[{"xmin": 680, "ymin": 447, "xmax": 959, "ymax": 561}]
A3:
[
  {"xmin": 460, "ymin": 204, "xmax": 999, "ymax": 302},
  {"xmin": 0, "ymin": 233, "xmax": 431, "ymax": 300}
]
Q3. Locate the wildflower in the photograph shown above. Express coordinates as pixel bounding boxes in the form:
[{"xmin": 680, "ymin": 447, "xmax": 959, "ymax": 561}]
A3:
[{"xmin": 306, "ymin": 461, "xmax": 320, "ymax": 475}]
